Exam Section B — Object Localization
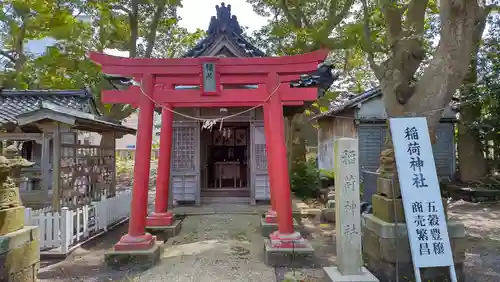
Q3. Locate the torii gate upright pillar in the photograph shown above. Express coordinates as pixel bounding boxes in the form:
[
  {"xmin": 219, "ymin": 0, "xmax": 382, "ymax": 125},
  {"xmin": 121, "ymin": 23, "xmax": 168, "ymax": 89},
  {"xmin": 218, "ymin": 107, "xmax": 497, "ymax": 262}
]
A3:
[
  {"xmin": 261, "ymin": 73, "xmax": 315, "ymax": 267},
  {"xmin": 109, "ymin": 74, "xmax": 159, "ymax": 256}
]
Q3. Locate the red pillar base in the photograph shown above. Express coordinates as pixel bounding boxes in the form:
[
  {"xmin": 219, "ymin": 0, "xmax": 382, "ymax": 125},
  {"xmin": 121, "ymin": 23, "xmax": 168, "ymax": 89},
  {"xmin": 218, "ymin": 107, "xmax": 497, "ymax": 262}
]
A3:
[
  {"xmin": 264, "ymin": 209, "xmax": 278, "ymax": 223},
  {"xmin": 146, "ymin": 211, "xmax": 174, "ymax": 227},
  {"xmin": 269, "ymin": 231, "xmax": 310, "ymax": 249},
  {"xmin": 114, "ymin": 233, "xmax": 157, "ymax": 251}
]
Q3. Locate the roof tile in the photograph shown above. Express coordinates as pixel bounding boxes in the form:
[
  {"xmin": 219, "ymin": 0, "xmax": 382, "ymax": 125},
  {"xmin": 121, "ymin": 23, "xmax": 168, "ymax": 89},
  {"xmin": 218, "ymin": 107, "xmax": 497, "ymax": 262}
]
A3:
[{"xmin": 0, "ymin": 89, "xmax": 96, "ymax": 125}]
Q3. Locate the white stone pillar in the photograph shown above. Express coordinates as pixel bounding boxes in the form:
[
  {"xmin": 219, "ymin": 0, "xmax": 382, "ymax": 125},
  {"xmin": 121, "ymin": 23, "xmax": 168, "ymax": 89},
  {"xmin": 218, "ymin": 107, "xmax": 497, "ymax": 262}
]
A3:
[
  {"xmin": 335, "ymin": 137, "xmax": 362, "ymax": 274},
  {"xmin": 323, "ymin": 137, "xmax": 379, "ymax": 281}
]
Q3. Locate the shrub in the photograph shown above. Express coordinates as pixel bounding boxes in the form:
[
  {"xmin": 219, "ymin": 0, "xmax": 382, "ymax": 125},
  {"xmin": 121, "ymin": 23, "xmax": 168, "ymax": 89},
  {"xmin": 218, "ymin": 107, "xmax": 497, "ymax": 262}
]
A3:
[{"xmin": 290, "ymin": 157, "xmax": 320, "ymax": 199}]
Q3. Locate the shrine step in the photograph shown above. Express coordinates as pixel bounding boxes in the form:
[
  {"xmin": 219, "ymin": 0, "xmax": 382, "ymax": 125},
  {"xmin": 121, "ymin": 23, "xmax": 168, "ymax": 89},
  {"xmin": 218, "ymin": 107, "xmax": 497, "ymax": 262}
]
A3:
[
  {"xmin": 201, "ymin": 197, "xmax": 251, "ymax": 204},
  {"xmin": 202, "ymin": 188, "xmax": 249, "ymax": 192},
  {"xmin": 201, "ymin": 189, "xmax": 250, "ymax": 198}
]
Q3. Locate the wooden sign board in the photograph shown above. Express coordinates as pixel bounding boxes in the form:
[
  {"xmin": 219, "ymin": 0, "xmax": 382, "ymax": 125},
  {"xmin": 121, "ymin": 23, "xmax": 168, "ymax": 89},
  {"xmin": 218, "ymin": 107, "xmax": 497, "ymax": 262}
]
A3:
[
  {"xmin": 389, "ymin": 117, "xmax": 457, "ymax": 282},
  {"xmin": 201, "ymin": 62, "xmax": 219, "ymax": 95}
]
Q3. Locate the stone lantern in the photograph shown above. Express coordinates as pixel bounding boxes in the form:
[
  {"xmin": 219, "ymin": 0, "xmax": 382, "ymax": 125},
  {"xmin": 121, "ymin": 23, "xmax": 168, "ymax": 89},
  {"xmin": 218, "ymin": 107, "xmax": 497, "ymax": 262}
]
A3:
[{"xmin": 0, "ymin": 146, "xmax": 40, "ymax": 282}]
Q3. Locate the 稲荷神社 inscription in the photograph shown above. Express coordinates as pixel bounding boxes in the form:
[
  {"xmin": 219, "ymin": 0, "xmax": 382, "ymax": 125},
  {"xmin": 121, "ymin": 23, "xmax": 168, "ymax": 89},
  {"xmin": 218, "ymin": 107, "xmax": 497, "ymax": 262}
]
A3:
[
  {"xmin": 335, "ymin": 138, "xmax": 362, "ymax": 275},
  {"xmin": 390, "ymin": 117, "xmax": 457, "ymax": 281}
]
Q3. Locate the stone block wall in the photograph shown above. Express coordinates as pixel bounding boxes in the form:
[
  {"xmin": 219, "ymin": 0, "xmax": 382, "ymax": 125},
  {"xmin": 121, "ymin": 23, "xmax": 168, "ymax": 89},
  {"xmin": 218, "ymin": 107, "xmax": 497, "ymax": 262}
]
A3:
[
  {"xmin": 0, "ymin": 217, "xmax": 40, "ymax": 281},
  {"xmin": 363, "ymin": 214, "xmax": 466, "ymax": 281},
  {"xmin": 363, "ymin": 175, "xmax": 467, "ymax": 281}
]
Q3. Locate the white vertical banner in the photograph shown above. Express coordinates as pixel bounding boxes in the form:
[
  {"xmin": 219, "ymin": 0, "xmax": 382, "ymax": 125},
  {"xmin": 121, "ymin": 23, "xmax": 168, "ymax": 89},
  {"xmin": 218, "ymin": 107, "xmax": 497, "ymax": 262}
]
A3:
[{"xmin": 389, "ymin": 117, "xmax": 456, "ymax": 281}]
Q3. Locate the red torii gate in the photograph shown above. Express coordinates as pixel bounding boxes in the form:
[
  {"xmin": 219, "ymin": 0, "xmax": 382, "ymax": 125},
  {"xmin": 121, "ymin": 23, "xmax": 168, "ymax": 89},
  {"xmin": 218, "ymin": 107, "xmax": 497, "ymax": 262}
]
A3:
[{"xmin": 90, "ymin": 49, "xmax": 328, "ymax": 252}]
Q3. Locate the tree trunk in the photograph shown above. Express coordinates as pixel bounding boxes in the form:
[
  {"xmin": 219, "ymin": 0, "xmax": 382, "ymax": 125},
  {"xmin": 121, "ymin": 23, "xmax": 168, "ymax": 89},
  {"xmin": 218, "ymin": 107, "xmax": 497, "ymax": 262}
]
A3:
[
  {"xmin": 145, "ymin": 0, "xmax": 167, "ymax": 58},
  {"xmin": 458, "ymin": 105, "xmax": 487, "ymax": 181},
  {"xmin": 457, "ymin": 8, "xmax": 491, "ymax": 182},
  {"xmin": 129, "ymin": 0, "xmax": 139, "ymax": 58},
  {"xmin": 14, "ymin": 21, "xmax": 27, "ymax": 74},
  {"xmin": 457, "ymin": 57, "xmax": 488, "ymax": 182},
  {"xmin": 403, "ymin": 0, "xmax": 477, "ymax": 132},
  {"xmin": 377, "ymin": 0, "xmax": 478, "ymax": 175}
]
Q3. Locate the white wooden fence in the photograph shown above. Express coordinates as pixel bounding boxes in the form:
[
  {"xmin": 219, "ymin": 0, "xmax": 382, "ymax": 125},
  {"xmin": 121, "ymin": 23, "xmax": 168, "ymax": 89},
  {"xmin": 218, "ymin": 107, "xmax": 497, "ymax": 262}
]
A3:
[{"xmin": 24, "ymin": 190, "xmax": 132, "ymax": 254}]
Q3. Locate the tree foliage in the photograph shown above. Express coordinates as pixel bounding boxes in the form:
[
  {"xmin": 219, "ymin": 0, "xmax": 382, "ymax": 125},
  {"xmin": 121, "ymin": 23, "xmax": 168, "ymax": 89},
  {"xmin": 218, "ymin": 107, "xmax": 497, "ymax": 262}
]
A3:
[
  {"xmin": 468, "ymin": 14, "xmax": 500, "ymax": 173},
  {"xmin": 0, "ymin": 0, "xmax": 204, "ymax": 121},
  {"xmin": 249, "ymin": 0, "xmax": 500, "ymax": 180}
]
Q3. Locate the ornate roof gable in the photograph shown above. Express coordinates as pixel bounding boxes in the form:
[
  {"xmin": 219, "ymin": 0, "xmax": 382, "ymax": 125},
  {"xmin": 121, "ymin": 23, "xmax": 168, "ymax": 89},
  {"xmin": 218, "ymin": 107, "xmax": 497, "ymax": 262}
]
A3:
[{"xmin": 183, "ymin": 2, "xmax": 266, "ymax": 58}]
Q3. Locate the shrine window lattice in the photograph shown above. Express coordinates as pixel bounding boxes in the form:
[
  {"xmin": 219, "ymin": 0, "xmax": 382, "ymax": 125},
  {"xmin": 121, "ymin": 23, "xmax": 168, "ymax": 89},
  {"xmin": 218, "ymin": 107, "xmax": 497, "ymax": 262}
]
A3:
[
  {"xmin": 59, "ymin": 132, "xmax": 115, "ymax": 208},
  {"xmin": 172, "ymin": 127, "xmax": 195, "ymax": 170},
  {"xmin": 255, "ymin": 144, "xmax": 267, "ymax": 170}
]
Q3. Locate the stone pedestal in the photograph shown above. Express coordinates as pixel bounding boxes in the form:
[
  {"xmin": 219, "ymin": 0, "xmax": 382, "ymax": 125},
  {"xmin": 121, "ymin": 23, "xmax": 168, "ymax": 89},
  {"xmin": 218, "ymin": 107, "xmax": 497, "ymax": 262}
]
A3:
[
  {"xmin": 0, "ymin": 206, "xmax": 25, "ymax": 235},
  {"xmin": 260, "ymin": 217, "xmax": 299, "ymax": 237},
  {"xmin": 146, "ymin": 219, "xmax": 182, "ymax": 242},
  {"xmin": 372, "ymin": 194, "xmax": 448, "ymax": 223},
  {"xmin": 323, "ymin": 266, "xmax": 379, "ymax": 282},
  {"xmin": 264, "ymin": 238, "xmax": 315, "ymax": 267},
  {"xmin": 105, "ymin": 241, "xmax": 162, "ymax": 270},
  {"xmin": 321, "ymin": 199, "xmax": 336, "ymax": 222},
  {"xmin": 365, "ymin": 169, "xmax": 463, "ymax": 281},
  {"xmin": 362, "ymin": 214, "xmax": 466, "ymax": 281},
  {"xmin": 0, "ymin": 226, "xmax": 40, "ymax": 282}
]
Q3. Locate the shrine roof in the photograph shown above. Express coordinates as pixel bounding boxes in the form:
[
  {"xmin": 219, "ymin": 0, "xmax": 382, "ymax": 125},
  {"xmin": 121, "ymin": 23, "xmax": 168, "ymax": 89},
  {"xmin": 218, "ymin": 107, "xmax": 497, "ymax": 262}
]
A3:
[
  {"xmin": 0, "ymin": 89, "xmax": 97, "ymax": 125},
  {"xmin": 182, "ymin": 2, "xmax": 265, "ymax": 58},
  {"xmin": 315, "ymin": 88, "xmax": 383, "ymax": 119},
  {"xmin": 312, "ymin": 87, "xmax": 459, "ymax": 121},
  {"xmin": 16, "ymin": 101, "xmax": 136, "ymax": 134},
  {"xmin": 0, "ymin": 89, "xmax": 135, "ymax": 133}
]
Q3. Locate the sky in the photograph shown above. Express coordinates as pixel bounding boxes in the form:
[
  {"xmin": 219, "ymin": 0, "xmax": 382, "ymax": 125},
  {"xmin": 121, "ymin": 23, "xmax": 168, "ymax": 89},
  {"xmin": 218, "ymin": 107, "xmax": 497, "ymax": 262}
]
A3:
[
  {"xmin": 24, "ymin": 0, "xmax": 269, "ymax": 57},
  {"xmin": 179, "ymin": 0, "xmax": 268, "ymax": 34}
]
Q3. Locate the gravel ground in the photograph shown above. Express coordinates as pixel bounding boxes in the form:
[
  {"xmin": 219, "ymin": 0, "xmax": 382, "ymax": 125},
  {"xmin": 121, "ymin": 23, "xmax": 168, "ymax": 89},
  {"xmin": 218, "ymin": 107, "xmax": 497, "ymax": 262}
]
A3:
[
  {"xmin": 275, "ymin": 217, "xmax": 336, "ymax": 282},
  {"xmin": 275, "ymin": 200, "xmax": 500, "ymax": 282},
  {"xmin": 449, "ymin": 200, "xmax": 500, "ymax": 282},
  {"xmin": 37, "ymin": 222, "xmax": 136, "ymax": 282},
  {"xmin": 36, "ymin": 196, "xmax": 500, "ymax": 282},
  {"xmin": 131, "ymin": 214, "xmax": 276, "ymax": 282}
]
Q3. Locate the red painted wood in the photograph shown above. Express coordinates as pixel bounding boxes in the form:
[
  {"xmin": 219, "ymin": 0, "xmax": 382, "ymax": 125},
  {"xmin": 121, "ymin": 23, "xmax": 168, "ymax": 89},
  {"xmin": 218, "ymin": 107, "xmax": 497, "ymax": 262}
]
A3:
[
  {"xmin": 152, "ymin": 88, "xmax": 267, "ymax": 103},
  {"xmin": 265, "ymin": 73, "xmax": 294, "ymax": 234},
  {"xmin": 147, "ymin": 102, "xmax": 175, "ymax": 227},
  {"xmin": 90, "ymin": 49, "xmax": 328, "ymax": 67},
  {"xmin": 263, "ymin": 102, "xmax": 277, "ymax": 213},
  {"xmin": 280, "ymin": 86, "xmax": 318, "ymax": 101},
  {"xmin": 155, "ymin": 104, "xmax": 173, "ymax": 214},
  {"xmin": 99, "ymin": 63, "xmax": 319, "ymax": 77},
  {"xmin": 157, "ymin": 75, "xmax": 265, "ymax": 86},
  {"xmin": 99, "ymin": 65, "xmax": 200, "ymax": 76},
  {"xmin": 102, "ymin": 87, "xmax": 315, "ymax": 108},
  {"xmin": 156, "ymin": 76, "xmax": 199, "ymax": 85},
  {"xmin": 157, "ymin": 101, "xmax": 305, "ymax": 108},
  {"xmin": 125, "ymin": 74, "xmax": 155, "ymax": 239},
  {"xmin": 145, "ymin": 74, "xmax": 311, "ymax": 86},
  {"xmin": 220, "ymin": 74, "xmax": 266, "ymax": 84},
  {"xmin": 158, "ymin": 74, "xmax": 297, "ymax": 85},
  {"xmin": 101, "ymin": 89, "xmax": 140, "ymax": 104},
  {"xmin": 217, "ymin": 64, "xmax": 317, "ymax": 75}
]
